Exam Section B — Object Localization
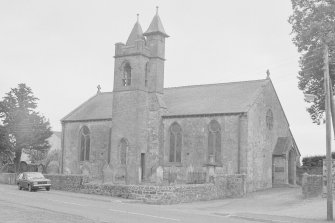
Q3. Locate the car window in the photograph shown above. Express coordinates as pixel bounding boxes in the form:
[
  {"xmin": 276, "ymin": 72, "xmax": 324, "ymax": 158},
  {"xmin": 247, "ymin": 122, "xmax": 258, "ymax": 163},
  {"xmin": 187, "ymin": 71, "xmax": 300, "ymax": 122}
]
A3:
[
  {"xmin": 26, "ymin": 172, "xmax": 45, "ymax": 180},
  {"xmin": 17, "ymin": 173, "xmax": 23, "ymax": 180}
]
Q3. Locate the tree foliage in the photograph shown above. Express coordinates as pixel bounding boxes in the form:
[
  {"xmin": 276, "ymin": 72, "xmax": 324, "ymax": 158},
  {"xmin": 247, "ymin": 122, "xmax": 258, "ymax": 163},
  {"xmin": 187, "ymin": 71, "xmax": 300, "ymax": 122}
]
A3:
[
  {"xmin": 301, "ymin": 152, "xmax": 335, "ymax": 174},
  {"xmin": 26, "ymin": 149, "xmax": 48, "ymax": 164},
  {"xmin": 289, "ymin": 0, "xmax": 335, "ymax": 124},
  {"xmin": 0, "ymin": 84, "xmax": 52, "ymax": 170},
  {"xmin": 0, "ymin": 126, "xmax": 14, "ymax": 166}
]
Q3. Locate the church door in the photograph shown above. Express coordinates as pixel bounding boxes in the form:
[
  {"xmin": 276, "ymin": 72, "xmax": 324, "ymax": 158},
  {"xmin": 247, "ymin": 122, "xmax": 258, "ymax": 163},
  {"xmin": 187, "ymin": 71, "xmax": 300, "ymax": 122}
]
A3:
[
  {"xmin": 140, "ymin": 153, "xmax": 145, "ymax": 181},
  {"xmin": 288, "ymin": 149, "xmax": 295, "ymax": 184}
]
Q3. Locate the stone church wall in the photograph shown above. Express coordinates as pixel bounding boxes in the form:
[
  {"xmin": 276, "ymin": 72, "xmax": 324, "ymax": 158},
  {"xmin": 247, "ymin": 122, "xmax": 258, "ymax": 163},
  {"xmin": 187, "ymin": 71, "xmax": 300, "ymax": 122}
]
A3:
[
  {"xmin": 110, "ymin": 89, "xmax": 151, "ymax": 184},
  {"xmin": 162, "ymin": 115, "xmax": 246, "ymax": 183},
  {"xmin": 246, "ymin": 82, "xmax": 290, "ymax": 192},
  {"xmin": 62, "ymin": 121, "xmax": 112, "ymax": 179}
]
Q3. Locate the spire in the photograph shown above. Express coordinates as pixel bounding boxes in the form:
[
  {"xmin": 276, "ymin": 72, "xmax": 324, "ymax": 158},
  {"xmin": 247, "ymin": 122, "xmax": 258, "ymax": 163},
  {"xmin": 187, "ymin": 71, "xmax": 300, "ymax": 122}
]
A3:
[
  {"xmin": 143, "ymin": 7, "xmax": 169, "ymax": 37},
  {"xmin": 126, "ymin": 13, "xmax": 145, "ymax": 45}
]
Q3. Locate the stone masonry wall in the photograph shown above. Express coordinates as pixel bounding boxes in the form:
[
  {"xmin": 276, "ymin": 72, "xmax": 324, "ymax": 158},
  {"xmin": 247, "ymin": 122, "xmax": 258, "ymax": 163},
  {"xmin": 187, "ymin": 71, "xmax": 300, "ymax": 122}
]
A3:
[
  {"xmin": 0, "ymin": 173, "xmax": 17, "ymax": 185},
  {"xmin": 162, "ymin": 115, "xmax": 248, "ymax": 184},
  {"xmin": 44, "ymin": 174, "xmax": 88, "ymax": 190},
  {"xmin": 63, "ymin": 120, "xmax": 112, "ymax": 179},
  {"xmin": 35, "ymin": 174, "xmax": 246, "ymax": 204},
  {"xmin": 247, "ymin": 81, "xmax": 292, "ymax": 192},
  {"xmin": 302, "ymin": 173, "xmax": 323, "ymax": 198}
]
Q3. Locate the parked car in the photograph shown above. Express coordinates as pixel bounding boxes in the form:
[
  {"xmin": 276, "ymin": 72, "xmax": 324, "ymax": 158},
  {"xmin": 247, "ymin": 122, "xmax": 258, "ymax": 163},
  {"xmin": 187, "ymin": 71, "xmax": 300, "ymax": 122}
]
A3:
[{"xmin": 17, "ymin": 172, "xmax": 51, "ymax": 192}]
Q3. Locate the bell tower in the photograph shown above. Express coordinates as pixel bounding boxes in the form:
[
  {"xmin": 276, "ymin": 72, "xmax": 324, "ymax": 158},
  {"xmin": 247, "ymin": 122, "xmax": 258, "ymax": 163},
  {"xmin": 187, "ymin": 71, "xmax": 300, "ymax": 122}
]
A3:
[
  {"xmin": 113, "ymin": 14, "xmax": 150, "ymax": 92},
  {"xmin": 143, "ymin": 6, "xmax": 169, "ymax": 93},
  {"xmin": 110, "ymin": 10, "xmax": 169, "ymax": 184}
]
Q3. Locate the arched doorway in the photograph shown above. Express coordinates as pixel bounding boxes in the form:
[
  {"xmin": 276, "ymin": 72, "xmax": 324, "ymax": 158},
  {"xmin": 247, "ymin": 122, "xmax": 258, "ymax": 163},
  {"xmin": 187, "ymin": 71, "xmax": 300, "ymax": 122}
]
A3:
[{"xmin": 288, "ymin": 149, "xmax": 295, "ymax": 184}]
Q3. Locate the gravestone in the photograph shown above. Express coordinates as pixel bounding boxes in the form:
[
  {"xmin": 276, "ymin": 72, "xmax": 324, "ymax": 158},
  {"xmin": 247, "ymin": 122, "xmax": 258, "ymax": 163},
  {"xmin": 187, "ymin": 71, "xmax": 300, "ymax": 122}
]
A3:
[
  {"xmin": 81, "ymin": 165, "xmax": 90, "ymax": 176},
  {"xmin": 103, "ymin": 164, "xmax": 114, "ymax": 183},
  {"xmin": 208, "ymin": 166, "xmax": 216, "ymax": 183},
  {"xmin": 156, "ymin": 166, "xmax": 163, "ymax": 184}
]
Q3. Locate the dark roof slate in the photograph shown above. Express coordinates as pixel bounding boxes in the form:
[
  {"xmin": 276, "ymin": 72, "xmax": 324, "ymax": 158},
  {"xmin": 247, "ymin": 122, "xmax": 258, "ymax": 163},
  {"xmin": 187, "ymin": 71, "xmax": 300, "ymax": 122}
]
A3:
[
  {"xmin": 143, "ymin": 13, "xmax": 169, "ymax": 37},
  {"xmin": 61, "ymin": 93, "xmax": 113, "ymax": 122},
  {"xmin": 126, "ymin": 22, "xmax": 145, "ymax": 45},
  {"xmin": 61, "ymin": 79, "xmax": 268, "ymax": 122},
  {"xmin": 163, "ymin": 79, "xmax": 268, "ymax": 116},
  {"xmin": 273, "ymin": 137, "xmax": 291, "ymax": 156}
]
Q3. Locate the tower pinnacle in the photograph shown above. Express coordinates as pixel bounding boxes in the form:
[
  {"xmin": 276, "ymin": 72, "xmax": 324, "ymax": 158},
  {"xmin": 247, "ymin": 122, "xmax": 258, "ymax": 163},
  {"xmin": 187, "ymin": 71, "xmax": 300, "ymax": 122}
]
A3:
[
  {"xmin": 126, "ymin": 14, "xmax": 145, "ymax": 45},
  {"xmin": 143, "ymin": 7, "xmax": 169, "ymax": 37}
]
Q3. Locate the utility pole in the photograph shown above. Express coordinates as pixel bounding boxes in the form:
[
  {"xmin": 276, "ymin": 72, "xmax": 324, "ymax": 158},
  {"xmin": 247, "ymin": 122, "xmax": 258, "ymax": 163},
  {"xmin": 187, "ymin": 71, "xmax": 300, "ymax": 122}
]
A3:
[{"xmin": 324, "ymin": 44, "xmax": 333, "ymax": 221}]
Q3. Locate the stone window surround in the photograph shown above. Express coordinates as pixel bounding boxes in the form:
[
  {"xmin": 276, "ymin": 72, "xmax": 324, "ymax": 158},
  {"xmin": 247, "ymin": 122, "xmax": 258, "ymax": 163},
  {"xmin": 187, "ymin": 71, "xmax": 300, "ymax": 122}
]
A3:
[
  {"xmin": 207, "ymin": 119, "xmax": 222, "ymax": 165},
  {"xmin": 169, "ymin": 122, "xmax": 182, "ymax": 163},
  {"xmin": 122, "ymin": 62, "xmax": 131, "ymax": 86},
  {"xmin": 164, "ymin": 120, "xmax": 225, "ymax": 167},
  {"xmin": 79, "ymin": 126, "xmax": 90, "ymax": 162}
]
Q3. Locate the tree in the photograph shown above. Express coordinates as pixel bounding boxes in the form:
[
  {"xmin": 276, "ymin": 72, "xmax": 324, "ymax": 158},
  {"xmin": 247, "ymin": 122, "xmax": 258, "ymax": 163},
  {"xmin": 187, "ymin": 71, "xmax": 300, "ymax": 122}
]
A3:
[
  {"xmin": 26, "ymin": 149, "xmax": 48, "ymax": 164},
  {"xmin": 0, "ymin": 126, "xmax": 14, "ymax": 167},
  {"xmin": 289, "ymin": 0, "xmax": 335, "ymax": 124},
  {"xmin": 0, "ymin": 83, "xmax": 52, "ymax": 171},
  {"xmin": 44, "ymin": 149, "xmax": 61, "ymax": 168}
]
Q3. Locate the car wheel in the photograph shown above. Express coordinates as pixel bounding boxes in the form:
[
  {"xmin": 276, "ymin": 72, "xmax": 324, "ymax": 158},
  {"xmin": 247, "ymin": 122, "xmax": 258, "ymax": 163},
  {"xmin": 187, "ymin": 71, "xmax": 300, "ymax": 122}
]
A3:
[
  {"xmin": 46, "ymin": 187, "xmax": 50, "ymax": 191},
  {"xmin": 28, "ymin": 184, "xmax": 32, "ymax": 192},
  {"xmin": 18, "ymin": 184, "xmax": 22, "ymax": 190}
]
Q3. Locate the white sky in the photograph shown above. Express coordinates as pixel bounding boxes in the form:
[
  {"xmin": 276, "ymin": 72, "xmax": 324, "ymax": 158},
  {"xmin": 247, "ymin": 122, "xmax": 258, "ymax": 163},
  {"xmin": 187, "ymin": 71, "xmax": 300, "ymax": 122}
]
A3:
[{"xmin": 0, "ymin": 0, "xmax": 327, "ymax": 158}]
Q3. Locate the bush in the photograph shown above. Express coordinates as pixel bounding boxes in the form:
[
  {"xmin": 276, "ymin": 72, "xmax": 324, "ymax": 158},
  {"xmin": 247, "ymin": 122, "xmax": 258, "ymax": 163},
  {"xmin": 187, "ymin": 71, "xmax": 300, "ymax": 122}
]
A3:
[{"xmin": 300, "ymin": 152, "xmax": 335, "ymax": 175}]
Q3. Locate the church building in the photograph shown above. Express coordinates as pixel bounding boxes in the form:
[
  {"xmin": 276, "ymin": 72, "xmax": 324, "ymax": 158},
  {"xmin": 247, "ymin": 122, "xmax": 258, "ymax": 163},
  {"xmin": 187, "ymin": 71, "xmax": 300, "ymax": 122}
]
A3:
[{"xmin": 60, "ymin": 9, "xmax": 300, "ymax": 192}]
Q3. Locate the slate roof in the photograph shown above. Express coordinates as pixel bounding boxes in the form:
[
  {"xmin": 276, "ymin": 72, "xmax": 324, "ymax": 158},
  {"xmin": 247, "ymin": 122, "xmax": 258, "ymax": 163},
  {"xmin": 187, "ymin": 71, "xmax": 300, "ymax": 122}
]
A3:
[
  {"xmin": 163, "ymin": 79, "xmax": 268, "ymax": 116},
  {"xmin": 61, "ymin": 93, "xmax": 113, "ymax": 122},
  {"xmin": 126, "ymin": 21, "xmax": 145, "ymax": 46},
  {"xmin": 273, "ymin": 137, "xmax": 291, "ymax": 156},
  {"xmin": 61, "ymin": 79, "xmax": 269, "ymax": 122},
  {"xmin": 143, "ymin": 11, "xmax": 169, "ymax": 37}
]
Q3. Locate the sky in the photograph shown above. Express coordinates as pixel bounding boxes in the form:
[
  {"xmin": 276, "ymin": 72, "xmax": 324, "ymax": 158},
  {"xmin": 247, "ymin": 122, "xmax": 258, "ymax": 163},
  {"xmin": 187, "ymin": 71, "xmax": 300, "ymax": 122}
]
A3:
[{"xmin": 0, "ymin": 0, "xmax": 327, "ymax": 158}]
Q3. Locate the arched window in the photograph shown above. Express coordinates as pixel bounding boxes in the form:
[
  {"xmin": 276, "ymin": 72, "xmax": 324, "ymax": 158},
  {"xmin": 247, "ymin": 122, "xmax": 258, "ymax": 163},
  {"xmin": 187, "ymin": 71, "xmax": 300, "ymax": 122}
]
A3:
[
  {"xmin": 122, "ymin": 62, "xmax": 131, "ymax": 86},
  {"xmin": 119, "ymin": 138, "xmax": 128, "ymax": 165},
  {"xmin": 169, "ymin": 122, "xmax": 182, "ymax": 163},
  {"xmin": 145, "ymin": 62, "xmax": 149, "ymax": 87},
  {"xmin": 266, "ymin": 109, "xmax": 273, "ymax": 130},
  {"xmin": 79, "ymin": 126, "xmax": 90, "ymax": 161},
  {"xmin": 208, "ymin": 120, "xmax": 221, "ymax": 163}
]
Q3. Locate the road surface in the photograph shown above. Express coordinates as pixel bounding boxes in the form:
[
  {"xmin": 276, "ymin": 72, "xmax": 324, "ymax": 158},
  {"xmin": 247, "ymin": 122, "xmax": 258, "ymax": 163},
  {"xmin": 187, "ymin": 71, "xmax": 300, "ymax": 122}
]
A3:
[{"xmin": 0, "ymin": 184, "xmax": 252, "ymax": 223}]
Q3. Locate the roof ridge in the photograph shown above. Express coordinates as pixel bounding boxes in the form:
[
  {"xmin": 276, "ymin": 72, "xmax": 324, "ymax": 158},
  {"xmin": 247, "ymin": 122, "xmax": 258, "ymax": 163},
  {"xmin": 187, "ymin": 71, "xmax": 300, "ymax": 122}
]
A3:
[
  {"xmin": 61, "ymin": 93, "xmax": 101, "ymax": 122},
  {"xmin": 95, "ymin": 80, "xmax": 268, "ymax": 93},
  {"xmin": 163, "ymin": 78, "xmax": 268, "ymax": 90}
]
